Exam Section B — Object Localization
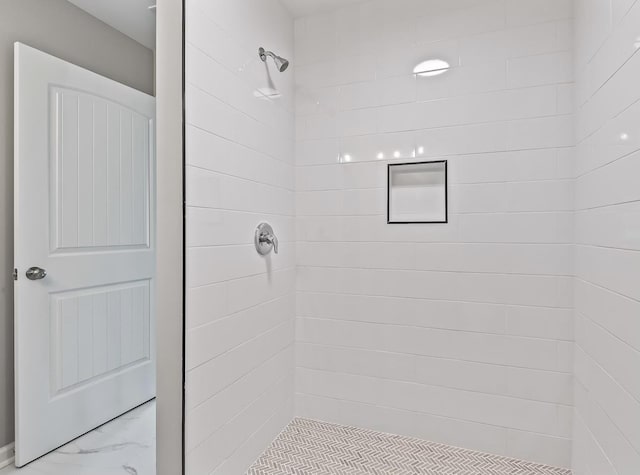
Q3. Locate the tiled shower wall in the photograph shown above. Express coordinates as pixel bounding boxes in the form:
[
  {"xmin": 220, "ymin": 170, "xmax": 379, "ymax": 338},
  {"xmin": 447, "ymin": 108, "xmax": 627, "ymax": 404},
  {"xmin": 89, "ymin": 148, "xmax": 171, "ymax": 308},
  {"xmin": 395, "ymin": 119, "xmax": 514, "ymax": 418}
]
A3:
[
  {"xmin": 572, "ymin": 1, "xmax": 640, "ymax": 473},
  {"xmin": 184, "ymin": 0, "xmax": 295, "ymax": 473},
  {"xmin": 294, "ymin": 0, "xmax": 575, "ymax": 467}
]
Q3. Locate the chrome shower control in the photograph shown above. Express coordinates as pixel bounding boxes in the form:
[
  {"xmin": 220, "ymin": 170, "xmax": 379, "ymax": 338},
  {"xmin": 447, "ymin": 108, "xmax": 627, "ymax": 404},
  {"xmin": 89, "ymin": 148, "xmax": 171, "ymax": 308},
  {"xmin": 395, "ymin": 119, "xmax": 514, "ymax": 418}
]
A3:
[{"xmin": 255, "ymin": 223, "xmax": 279, "ymax": 256}]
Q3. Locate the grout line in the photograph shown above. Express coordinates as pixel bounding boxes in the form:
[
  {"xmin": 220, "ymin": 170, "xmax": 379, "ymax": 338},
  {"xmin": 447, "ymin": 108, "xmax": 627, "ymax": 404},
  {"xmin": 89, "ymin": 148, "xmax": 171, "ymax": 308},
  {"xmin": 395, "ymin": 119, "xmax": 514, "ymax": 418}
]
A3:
[
  {"xmin": 575, "ymin": 243, "xmax": 640, "ymax": 253},
  {"xmin": 297, "ymin": 264, "xmax": 574, "ymax": 278},
  {"xmin": 295, "ymin": 315, "xmax": 573, "ymax": 342},
  {"xmin": 296, "ymin": 366, "xmax": 573, "ymax": 408},
  {"xmin": 295, "ymin": 241, "xmax": 573, "ymax": 245},
  {"xmin": 294, "ymin": 210, "xmax": 575, "ymax": 217},
  {"xmin": 186, "ymin": 268, "xmax": 295, "ymax": 292},
  {"xmin": 295, "ymin": 289, "xmax": 573, "ymax": 310},
  {"xmin": 185, "ymin": 319, "xmax": 293, "ymax": 375},
  {"xmin": 185, "ymin": 205, "xmax": 294, "ymax": 217},
  {"xmin": 186, "ymin": 163, "xmax": 295, "ymax": 193},
  {"xmin": 294, "ymin": 393, "xmax": 572, "ymax": 440},
  {"xmin": 576, "ymin": 310, "xmax": 640, "ymax": 360},
  {"xmin": 574, "ymin": 198, "xmax": 640, "ymax": 212},
  {"xmin": 187, "ymin": 372, "xmax": 293, "ymax": 454},
  {"xmin": 295, "ymin": 81, "xmax": 575, "ymax": 117},
  {"xmin": 214, "ymin": 396, "xmax": 294, "ymax": 474},
  {"xmin": 295, "ymin": 178, "xmax": 576, "ymax": 191},
  {"xmin": 186, "ymin": 122, "xmax": 293, "ymax": 168},
  {"xmin": 575, "ymin": 277, "xmax": 640, "ymax": 306},
  {"xmin": 575, "ymin": 361, "xmax": 640, "ymax": 461},
  {"xmin": 186, "ymin": 81, "xmax": 290, "ymax": 138},
  {"xmin": 296, "ymin": 112, "xmax": 574, "ymax": 141},
  {"xmin": 297, "ymin": 341, "xmax": 574, "ymax": 376},
  {"xmin": 187, "ymin": 294, "xmax": 293, "ymax": 332}
]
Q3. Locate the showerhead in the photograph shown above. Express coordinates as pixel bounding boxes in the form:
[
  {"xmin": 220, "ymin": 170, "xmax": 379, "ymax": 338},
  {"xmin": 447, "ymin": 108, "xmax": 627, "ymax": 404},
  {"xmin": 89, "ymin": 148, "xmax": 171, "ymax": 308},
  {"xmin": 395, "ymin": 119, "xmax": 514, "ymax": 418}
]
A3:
[{"xmin": 259, "ymin": 47, "xmax": 289, "ymax": 72}]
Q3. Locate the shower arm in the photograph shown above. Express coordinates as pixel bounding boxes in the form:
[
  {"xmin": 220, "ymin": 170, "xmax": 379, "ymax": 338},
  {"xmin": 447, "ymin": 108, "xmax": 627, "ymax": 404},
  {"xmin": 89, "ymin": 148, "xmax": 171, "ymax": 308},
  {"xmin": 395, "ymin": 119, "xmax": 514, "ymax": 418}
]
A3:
[{"xmin": 259, "ymin": 47, "xmax": 275, "ymax": 62}]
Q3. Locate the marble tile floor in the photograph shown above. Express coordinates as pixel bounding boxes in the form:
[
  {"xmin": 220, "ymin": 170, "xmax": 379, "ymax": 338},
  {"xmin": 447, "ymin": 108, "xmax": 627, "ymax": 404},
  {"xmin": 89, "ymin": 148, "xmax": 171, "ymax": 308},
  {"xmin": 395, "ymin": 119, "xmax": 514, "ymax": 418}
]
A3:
[{"xmin": 0, "ymin": 400, "xmax": 155, "ymax": 475}]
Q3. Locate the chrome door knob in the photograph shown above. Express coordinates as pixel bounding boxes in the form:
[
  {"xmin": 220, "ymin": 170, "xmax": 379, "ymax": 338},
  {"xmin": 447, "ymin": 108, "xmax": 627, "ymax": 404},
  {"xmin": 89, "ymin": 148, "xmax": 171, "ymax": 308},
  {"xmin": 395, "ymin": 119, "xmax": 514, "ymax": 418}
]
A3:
[
  {"xmin": 255, "ymin": 223, "xmax": 279, "ymax": 255},
  {"xmin": 25, "ymin": 267, "xmax": 47, "ymax": 280}
]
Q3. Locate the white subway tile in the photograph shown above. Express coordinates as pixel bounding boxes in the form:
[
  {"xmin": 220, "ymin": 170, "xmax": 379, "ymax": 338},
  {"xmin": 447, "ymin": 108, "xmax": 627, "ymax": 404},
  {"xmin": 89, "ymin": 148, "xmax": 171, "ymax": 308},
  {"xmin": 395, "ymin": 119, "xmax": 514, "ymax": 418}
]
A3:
[
  {"xmin": 575, "ymin": 278, "xmax": 640, "ymax": 351},
  {"xmin": 186, "ymin": 320, "xmax": 294, "ymax": 410},
  {"xmin": 459, "ymin": 21, "xmax": 561, "ymax": 65},
  {"xmin": 506, "ymin": 430, "xmax": 572, "ymax": 469},
  {"xmin": 584, "ymin": 352, "xmax": 640, "ymax": 454},
  {"xmin": 297, "ymin": 368, "xmax": 572, "ymax": 437},
  {"xmin": 296, "ymin": 393, "xmax": 510, "ymax": 458},
  {"xmin": 210, "ymin": 398, "xmax": 293, "ymax": 475},
  {"xmin": 579, "ymin": 382, "xmax": 640, "ymax": 474},
  {"xmin": 186, "ymin": 295, "xmax": 294, "ymax": 369},
  {"xmin": 507, "ymin": 367, "xmax": 573, "ymax": 405},
  {"xmin": 186, "ymin": 347, "xmax": 293, "ymax": 450},
  {"xmin": 187, "ymin": 243, "xmax": 295, "ymax": 288},
  {"xmin": 507, "ymin": 115, "xmax": 574, "ymax": 149},
  {"xmin": 414, "ymin": 0, "xmax": 506, "ymax": 44},
  {"xmin": 296, "ymin": 291, "xmax": 507, "ymax": 333},
  {"xmin": 458, "ymin": 211, "xmax": 573, "ymax": 243},
  {"xmin": 506, "ymin": 0, "xmax": 573, "ymax": 27},
  {"xmin": 507, "ymin": 52, "xmax": 574, "ymax": 88},
  {"xmin": 297, "ymin": 316, "xmax": 569, "ymax": 372},
  {"xmin": 576, "ymin": 97, "xmax": 640, "ymax": 176},
  {"xmin": 575, "ymin": 151, "xmax": 640, "ymax": 210}
]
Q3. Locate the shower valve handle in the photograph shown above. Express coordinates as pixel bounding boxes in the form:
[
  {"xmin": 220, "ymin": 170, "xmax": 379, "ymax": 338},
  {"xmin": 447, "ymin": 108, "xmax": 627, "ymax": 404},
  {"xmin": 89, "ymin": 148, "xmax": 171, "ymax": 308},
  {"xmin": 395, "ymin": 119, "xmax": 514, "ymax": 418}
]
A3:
[
  {"xmin": 261, "ymin": 233, "xmax": 278, "ymax": 254},
  {"xmin": 255, "ymin": 223, "xmax": 279, "ymax": 255}
]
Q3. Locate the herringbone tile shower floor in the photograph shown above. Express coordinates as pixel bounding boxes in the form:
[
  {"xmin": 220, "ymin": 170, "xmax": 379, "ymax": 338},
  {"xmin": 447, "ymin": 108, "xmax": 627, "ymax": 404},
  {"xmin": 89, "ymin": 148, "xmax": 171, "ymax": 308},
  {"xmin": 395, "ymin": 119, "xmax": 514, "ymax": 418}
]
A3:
[{"xmin": 247, "ymin": 418, "xmax": 572, "ymax": 475}]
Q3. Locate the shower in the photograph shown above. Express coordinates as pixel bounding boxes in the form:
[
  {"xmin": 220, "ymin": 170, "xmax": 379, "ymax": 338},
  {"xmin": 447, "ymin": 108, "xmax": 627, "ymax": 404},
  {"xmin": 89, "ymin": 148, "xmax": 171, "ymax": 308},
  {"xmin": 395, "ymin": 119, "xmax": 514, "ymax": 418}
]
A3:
[
  {"xmin": 258, "ymin": 46, "xmax": 289, "ymax": 72},
  {"xmin": 183, "ymin": 0, "xmax": 640, "ymax": 474}
]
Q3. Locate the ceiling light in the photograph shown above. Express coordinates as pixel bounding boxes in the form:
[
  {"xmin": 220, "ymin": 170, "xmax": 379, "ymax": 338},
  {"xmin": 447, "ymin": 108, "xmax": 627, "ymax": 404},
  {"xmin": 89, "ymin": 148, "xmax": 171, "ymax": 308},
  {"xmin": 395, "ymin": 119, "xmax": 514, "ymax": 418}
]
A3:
[
  {"xmin": 376, "ymin": 152, "xmax": 384, "ymax": 160},
  {"xmin": 413, "ymin": 59, "xmax": 450, "ymax": 77}
]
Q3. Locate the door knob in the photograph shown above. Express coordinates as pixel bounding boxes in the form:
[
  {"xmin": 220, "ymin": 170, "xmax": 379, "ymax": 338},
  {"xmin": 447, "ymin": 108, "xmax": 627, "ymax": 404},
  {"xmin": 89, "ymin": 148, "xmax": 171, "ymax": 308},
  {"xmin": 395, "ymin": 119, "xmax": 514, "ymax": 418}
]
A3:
[
  {"xmin": 255, "ymin": 223, "xmax": 279, "ymax": 255},
  {"xmin": 25, "ymin": 267, "xmax": 47, "ymax": 280}
]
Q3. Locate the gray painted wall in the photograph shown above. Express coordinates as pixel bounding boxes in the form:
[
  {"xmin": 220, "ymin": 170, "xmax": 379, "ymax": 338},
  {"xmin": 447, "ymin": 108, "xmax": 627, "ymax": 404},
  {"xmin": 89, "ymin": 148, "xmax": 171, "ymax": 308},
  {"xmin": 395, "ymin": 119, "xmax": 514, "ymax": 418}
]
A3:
[{"xmin": 0, "ymin": 0, "xmax": 154, "ymax": 447}]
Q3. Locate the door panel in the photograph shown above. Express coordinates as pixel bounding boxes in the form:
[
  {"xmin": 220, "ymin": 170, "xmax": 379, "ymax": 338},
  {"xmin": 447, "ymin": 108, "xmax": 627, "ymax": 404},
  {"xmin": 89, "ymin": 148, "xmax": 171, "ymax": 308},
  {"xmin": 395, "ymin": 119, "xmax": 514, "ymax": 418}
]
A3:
[
  {"xmin": 14, "ymin": 42, "xmax": 156, "ymax": 467},
  {"xmin": 51, "ymin": 280, "xmax": 151, "ymax": 393},
  {"xmin": 51, "ymin": 87, "xmax": 151, "ymax": 251}
]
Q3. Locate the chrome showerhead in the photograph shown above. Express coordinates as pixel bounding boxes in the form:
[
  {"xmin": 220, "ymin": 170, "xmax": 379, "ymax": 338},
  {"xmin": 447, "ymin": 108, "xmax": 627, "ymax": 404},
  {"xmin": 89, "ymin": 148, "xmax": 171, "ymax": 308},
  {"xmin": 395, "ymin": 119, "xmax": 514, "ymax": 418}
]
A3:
[{"xmin": 259, "ymin": 47, "xmax": 289, "ymax": 72}]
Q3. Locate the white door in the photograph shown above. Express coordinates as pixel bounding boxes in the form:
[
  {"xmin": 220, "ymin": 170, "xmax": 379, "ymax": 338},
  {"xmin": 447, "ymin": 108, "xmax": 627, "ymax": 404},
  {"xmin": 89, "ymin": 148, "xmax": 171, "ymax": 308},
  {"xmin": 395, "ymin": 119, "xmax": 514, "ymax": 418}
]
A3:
[{"xmin": 13, "ymin": 43, "xmax": 156, "ymax": 467}]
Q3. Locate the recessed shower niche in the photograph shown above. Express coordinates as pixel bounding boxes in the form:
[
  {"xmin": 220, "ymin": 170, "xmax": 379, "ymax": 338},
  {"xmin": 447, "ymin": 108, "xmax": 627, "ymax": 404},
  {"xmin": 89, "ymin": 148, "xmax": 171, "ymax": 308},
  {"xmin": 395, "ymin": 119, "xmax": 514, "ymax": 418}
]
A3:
[{"xmin": 387, "ymin": 160, "xmax": 448, "ymax": 224}]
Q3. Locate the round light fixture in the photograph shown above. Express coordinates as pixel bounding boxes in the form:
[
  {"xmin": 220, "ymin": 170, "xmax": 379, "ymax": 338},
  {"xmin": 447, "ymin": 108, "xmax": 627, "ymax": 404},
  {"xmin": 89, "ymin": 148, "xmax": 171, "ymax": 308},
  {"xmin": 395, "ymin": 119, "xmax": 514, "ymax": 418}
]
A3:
[{"xmin": 413, "ymin": 59, "xmax": 450, "ymax": 77}]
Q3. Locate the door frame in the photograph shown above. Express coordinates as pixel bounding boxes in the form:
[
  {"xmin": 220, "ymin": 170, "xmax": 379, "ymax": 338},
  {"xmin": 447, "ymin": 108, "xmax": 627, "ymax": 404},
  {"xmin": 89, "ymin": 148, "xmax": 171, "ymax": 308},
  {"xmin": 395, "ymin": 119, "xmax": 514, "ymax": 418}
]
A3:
[{"xmin": 155, "ymin": 1, "xmax": 185, "ymax": 474}]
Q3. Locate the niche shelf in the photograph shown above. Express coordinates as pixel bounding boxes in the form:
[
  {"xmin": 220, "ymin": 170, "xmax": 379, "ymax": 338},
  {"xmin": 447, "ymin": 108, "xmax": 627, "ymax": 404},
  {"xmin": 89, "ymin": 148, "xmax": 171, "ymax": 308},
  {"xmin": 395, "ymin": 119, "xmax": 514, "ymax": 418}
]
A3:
[{"xmin": 387, "ymin": 160, "xmax": 448, "ymax": 224}]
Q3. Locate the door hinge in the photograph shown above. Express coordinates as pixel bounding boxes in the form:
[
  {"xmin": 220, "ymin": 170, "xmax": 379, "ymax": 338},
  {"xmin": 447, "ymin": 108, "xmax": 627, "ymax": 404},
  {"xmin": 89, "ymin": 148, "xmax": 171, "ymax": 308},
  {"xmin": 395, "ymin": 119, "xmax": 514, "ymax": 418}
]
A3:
[{"xmin": 13, "ymin": 268, "xmax": 18, "ymax": 281}]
